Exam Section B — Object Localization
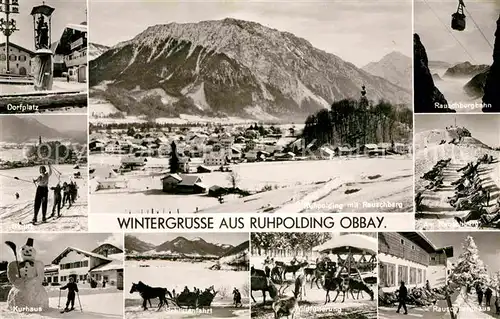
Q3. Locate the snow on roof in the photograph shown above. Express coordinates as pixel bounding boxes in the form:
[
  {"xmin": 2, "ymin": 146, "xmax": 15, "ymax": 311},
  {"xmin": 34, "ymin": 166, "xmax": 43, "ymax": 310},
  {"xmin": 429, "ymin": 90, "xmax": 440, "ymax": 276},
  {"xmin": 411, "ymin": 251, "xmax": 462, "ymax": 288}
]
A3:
[
  {"xmin": 161, "ymin": 173, "xmax": 182, "ymax": 181},
  {"xmin": 178, "ymin": 174, "xmax": 201, "ymax": 186},
  {"xmin": 90, "ymin": 259, "xmax": 123, "ymax": 272},
  {"xmin": 313, "ymin": 234, "xmax": 377, "ymax": 255},
  {"xmin": 52, "ymin": 247, "xmax": 112, "ymax": 265}
]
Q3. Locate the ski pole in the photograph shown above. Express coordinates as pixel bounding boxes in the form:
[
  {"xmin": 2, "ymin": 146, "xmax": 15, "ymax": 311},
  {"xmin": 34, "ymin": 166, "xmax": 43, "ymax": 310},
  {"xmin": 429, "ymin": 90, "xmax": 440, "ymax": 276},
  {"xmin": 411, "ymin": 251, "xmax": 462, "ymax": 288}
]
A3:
[
  {"xmin": 58, "ymin": 289, "xmax": 61, "ymax": 309},
  {"xmin": 76, "ymin": 291, "xmax": 82, "ymax": 312}
]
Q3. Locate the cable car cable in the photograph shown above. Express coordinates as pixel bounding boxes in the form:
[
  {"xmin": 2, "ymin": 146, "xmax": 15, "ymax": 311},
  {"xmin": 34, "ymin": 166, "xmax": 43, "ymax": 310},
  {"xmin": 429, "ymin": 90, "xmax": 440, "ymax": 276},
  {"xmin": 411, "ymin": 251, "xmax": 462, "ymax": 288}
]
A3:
[
  {"xmin": 422, "ymin": 0, "xmax": 477, "ymax": 63},
  {"xmin": 463, "ymin": 6, "xmax": 494, "ymax": 50}
]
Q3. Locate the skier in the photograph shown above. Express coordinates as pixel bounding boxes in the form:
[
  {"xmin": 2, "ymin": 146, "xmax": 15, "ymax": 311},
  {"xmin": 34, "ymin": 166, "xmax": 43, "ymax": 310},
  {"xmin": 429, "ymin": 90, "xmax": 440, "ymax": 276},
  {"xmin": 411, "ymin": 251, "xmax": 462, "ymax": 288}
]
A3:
[
  {"xmin": 50, "ymin": 183, "xmax": 62, "ymax": 218},
  {"xmin": 397, "ymin": 281, "xmax": 408, "ymax": 315},
  {"xmin": 32, "ymin": 163, "xmax": 52, "ymax": 223},
  {"xmin": 60, "ymin": 277, "xmax": 79, "ymax": 312}
]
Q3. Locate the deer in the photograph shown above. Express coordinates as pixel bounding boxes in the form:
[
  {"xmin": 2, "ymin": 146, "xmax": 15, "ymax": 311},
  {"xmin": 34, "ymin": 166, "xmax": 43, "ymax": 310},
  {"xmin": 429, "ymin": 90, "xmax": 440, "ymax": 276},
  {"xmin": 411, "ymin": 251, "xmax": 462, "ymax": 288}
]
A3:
[
  {"xmin": 272, "ymin": 282, "xmax": 299, "ymax": 319},
  {"xmin": 251, "ymin": 275, "xmax": 278, "ymax": 305}
]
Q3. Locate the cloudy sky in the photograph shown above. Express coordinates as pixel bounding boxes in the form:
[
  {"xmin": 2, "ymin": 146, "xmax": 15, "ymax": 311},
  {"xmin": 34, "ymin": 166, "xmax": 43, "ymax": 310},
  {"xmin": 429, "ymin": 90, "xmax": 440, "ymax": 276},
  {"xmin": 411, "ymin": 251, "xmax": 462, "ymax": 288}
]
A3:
[
  {"xmin": 0, "ymin": 233, "xmax": 122, "ymax": 265},
  {"xmin": 415, "ymin": 0, "xmax": 498, "ymax": 65},
  {"xmin": 0, "ymin": 0, "xmax": 86, "ymax": 51},
  {"xmin": 426, "ymin": 232, "xmax": 500, "ymax": 275},
  {"xmin": 132, "ymin": 233, "xmax": 249, "ymax": 247},
  {"xmin": 415, "ymin": 114, "xmax": 500, "ymax": 147},
  {"xmin": 89, "ymin": 0, "xmax": 412, "ymax": 67}
]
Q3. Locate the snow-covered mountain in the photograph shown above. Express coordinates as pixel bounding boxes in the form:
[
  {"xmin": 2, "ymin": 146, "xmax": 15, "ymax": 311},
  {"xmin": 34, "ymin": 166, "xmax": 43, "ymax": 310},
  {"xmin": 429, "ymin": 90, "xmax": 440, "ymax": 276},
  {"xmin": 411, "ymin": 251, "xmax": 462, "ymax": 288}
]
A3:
[
  {"xmin": 90, "ymin": 18, "xmax": 411, "ymax": 121},
  {"xmin": 362, "ymin": 51, "xmax": 412, "ymax": 91},
  {"xmin": 154, "ymin": 236, "xmax": 234, "ymax": 256},
  {"xmin": 124, "ymin": 235, "xmax": 156, "ymax": 253},
  {"xmin": 89, "ymin": 42, "xmax": 110, "ymax": 61},
  {"xmin": 218, "ymin": 240, "xmax": 249, "ymax": 267}
]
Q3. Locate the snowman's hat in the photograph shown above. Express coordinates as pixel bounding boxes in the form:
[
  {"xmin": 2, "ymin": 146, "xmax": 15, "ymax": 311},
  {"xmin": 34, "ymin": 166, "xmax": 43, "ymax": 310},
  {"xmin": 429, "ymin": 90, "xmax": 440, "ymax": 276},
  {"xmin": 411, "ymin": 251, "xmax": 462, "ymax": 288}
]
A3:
[{"xmin": 25, "ymin": 238, "xmax": 34, "ymax": 247}]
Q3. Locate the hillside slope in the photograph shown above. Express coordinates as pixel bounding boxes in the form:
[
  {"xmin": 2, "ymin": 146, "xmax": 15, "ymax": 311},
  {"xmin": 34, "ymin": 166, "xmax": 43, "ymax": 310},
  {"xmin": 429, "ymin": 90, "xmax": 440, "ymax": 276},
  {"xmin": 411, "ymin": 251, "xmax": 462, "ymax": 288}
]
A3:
[
  {"xmin": 0, "ymin": 116, "xmax": 78, "ymax": 143},
  {"xmin": 90, "ymin": 18, "xmax": 411, "ymax": 121}
]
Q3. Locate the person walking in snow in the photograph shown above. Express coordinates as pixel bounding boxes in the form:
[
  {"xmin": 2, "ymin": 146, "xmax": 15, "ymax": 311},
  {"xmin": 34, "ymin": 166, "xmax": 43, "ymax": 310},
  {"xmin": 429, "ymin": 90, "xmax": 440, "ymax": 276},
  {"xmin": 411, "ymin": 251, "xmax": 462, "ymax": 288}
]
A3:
[
  {"xmin": 477, "ymin": 285, "xmax": 484, "ymax": 306},
  {"xmin": 60, "ymin": 277, "xmax": 79, "ymax": 312},
  {"xmin": 397, "ymin": 281, "xmax": 408, "ymax": 315},
  {"xmin": 485, "ymin": 287, "xmax": 493, "ymax": 306}
]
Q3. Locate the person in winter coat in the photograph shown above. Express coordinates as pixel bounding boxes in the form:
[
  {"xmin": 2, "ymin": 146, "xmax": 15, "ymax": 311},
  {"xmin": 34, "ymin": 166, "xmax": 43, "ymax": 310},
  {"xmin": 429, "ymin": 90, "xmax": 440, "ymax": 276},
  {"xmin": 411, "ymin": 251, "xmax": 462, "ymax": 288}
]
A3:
[
  {"xmin": 60, "ymin": 277, "xmax": 79, "ymax": 312},
  {"xmin": 484, "ymin": 287, "xmax": 493, "ymax": 306},
  {"xmin": 233, "ymin": 287, "xmax": 242, "ymax": 307},
  {"xmin": 397, "ymin": 281, "xmax": 408, "ymax": 315},
  {"xmin": 477, "ymin": 285, "xmax": 484, "ymax": 306},
  {"xmin": 50, "ymin": 183, "xmax": 62, "ymax": 217}
]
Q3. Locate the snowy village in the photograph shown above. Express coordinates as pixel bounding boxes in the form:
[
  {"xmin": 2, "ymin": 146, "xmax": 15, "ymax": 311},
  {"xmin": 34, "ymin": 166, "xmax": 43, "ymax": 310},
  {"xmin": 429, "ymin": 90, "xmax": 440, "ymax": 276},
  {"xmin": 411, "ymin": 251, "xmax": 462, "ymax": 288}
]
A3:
[
  {"xmin": 0, "ymin": 233, "xmax": 124, "ymax": 318},
  {"xmin": 86, "ymin": 0, "xmax": 414, "ymax": 215}
]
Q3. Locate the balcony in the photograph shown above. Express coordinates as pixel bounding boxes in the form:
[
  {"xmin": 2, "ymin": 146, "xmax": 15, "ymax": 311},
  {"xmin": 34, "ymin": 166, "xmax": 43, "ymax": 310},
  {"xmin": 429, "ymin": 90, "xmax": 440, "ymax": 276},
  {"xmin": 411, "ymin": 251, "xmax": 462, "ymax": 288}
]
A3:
[{"xmin": 65, "ymin": 55, "xmax": 86, "ymax": 67}]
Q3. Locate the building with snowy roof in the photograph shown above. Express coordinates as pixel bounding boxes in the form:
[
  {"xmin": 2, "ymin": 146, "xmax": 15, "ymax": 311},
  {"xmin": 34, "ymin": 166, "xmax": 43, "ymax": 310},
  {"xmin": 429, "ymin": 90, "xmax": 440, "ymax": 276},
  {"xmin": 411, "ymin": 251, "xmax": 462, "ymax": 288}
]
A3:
[
  {"xmin": 54, "ymin": 23, "xmax": 87, "ymax": 82},
  {"xmin": 378, "ymin": 232, "xmax": 453, "ymax": 292},
  {"xmin": 44, "ymin": 243, "xmax": 123, "ymax": 289}
]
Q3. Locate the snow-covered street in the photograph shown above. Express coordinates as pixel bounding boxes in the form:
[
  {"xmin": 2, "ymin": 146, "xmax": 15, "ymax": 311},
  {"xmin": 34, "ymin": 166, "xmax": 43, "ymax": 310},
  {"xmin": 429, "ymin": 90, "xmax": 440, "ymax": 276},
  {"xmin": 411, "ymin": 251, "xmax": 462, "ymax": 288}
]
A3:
[{"xmin": 0, "ymin": 291, "xmax": 123, "ymax": 319}]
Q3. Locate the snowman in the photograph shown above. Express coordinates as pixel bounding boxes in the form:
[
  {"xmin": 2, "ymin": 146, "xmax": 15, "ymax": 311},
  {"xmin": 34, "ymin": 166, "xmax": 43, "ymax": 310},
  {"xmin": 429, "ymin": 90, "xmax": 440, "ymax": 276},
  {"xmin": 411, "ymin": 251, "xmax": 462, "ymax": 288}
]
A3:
[{"xmin": 7, "ymin": 238, "xmax": 49, "ymax": 311}]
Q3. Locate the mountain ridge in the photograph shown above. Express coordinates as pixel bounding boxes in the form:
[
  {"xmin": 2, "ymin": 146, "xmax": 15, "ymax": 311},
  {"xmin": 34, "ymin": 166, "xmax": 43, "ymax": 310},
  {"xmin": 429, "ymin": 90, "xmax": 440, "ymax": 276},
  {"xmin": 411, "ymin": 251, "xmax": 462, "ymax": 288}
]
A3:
[
  {"xmin": 90, "ymin": 18, "xmax": 411, "ymax": 121},
  {"xmin": 0, "ymin": 116, "xmax": 86, "ymax": 144},
  {"xmin": 125, "ymin": 235, "xmax": 243, "ymax": 257}
]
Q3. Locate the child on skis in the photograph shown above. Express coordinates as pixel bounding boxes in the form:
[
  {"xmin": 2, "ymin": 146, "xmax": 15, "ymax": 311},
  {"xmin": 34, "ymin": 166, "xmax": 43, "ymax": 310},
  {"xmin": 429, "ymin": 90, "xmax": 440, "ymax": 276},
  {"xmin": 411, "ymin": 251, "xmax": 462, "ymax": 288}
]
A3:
[{"xmin": 60, "ymin": 277, "xmax": 79, "ymax": 312}]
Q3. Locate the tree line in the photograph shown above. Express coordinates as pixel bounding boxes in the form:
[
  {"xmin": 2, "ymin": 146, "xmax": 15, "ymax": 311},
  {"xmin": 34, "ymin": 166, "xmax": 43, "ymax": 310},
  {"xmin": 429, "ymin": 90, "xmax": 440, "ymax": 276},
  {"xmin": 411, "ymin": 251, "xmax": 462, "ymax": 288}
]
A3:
[{"xmin": 302, "ymin": 98, "xmax": 413, "ymax": 147}]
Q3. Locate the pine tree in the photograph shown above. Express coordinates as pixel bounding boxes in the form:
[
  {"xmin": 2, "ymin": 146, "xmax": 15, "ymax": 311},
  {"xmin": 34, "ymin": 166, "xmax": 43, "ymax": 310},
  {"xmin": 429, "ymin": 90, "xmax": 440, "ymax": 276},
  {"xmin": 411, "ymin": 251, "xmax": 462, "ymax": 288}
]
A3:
[{"xmin": 449, "ymin": 236, "xmax": 489, "ymax": 287}]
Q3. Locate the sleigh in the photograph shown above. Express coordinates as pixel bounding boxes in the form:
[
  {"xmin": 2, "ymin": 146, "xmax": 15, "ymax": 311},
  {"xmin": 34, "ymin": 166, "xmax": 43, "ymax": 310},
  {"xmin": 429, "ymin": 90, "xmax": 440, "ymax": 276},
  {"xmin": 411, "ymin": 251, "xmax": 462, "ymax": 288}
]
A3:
[{"xmin": 167, "ymin": 288, "xmax": 218, "ymax": 309}]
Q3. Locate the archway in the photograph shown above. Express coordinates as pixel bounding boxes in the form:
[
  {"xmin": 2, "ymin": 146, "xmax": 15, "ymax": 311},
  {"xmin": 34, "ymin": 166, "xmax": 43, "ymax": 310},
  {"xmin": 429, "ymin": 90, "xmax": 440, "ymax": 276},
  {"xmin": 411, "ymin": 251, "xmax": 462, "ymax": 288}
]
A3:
[{"xmin": 19, "ymin": 67, "xmax": 27, "ymax": 75}]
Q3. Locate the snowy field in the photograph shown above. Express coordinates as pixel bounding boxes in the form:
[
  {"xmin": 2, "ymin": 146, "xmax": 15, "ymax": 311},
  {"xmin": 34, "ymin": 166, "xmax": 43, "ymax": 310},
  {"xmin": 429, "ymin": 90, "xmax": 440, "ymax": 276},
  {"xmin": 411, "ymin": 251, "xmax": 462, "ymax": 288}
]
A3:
[
  {"xmin": 251, "ymin": 256, "xmax": 377, "ymax": 319},
  {"xmin": 125, "ymin": 260, "xmax": 249, "ymax": 318},
  {"xmin": 0, "ymin": 164, "xmax": 88, "ymax": 231},
  {"xmin": 89, "ymin": 156, "xmax": 413, "ymax": 214},
  {"xmin": 0, "ymin": 289, "xmax": 123, "ymax": 319},
  {"xmin": 431, "ymin": 68, "xmax": 483, "ymax": 113}
]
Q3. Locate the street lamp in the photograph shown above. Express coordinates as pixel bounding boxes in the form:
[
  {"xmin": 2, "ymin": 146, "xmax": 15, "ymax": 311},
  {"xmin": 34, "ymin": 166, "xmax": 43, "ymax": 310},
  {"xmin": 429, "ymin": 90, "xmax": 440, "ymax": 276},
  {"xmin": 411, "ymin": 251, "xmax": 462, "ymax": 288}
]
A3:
[{"xmin": 0, "ymin": 0, "xmax": 20, "ymax": 74}]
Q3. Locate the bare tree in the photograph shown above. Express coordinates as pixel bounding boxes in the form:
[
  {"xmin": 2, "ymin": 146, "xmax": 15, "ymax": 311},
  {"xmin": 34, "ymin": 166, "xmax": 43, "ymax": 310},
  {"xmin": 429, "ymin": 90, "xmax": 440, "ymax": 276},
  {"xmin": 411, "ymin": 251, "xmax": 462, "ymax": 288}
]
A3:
[{"xmin": 228, "ymin": 171, "xmax": 240, "ymax": 190}]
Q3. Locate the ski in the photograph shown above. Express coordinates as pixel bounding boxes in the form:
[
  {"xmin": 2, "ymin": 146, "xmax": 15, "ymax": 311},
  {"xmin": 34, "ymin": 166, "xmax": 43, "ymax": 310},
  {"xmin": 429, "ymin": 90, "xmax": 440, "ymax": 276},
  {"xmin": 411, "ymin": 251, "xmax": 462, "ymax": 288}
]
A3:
[
  {"xmin": 60, "ymin": 308, "xmax": 74, "ymax": 314},
  {"xmin": 19, "ymin": 214, "xmax": 61, "ymax": 226}
]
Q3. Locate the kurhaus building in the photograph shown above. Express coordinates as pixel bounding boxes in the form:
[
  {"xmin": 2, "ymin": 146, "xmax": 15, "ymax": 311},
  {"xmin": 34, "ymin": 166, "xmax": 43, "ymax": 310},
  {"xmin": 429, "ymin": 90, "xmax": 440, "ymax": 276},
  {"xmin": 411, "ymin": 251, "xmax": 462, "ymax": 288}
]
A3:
[{"xmin": 378, "ymin": 232, "xmax": 454, "ymax": 292}]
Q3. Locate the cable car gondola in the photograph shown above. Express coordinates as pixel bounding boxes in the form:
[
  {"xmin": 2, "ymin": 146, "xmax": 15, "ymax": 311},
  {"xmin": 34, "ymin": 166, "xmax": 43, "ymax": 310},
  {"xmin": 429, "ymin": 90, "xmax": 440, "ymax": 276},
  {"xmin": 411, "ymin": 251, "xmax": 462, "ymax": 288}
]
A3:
[{"xmin": 451, "ymin": 0, "xmax": 466, "ymax": 31}]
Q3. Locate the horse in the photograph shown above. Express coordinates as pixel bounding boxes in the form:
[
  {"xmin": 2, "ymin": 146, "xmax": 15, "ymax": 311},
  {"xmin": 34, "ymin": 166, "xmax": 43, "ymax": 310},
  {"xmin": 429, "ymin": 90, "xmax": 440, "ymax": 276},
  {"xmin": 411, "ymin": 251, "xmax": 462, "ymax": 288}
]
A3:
[{"xmin": 130, "ymin": 281, "xmax": 170, "ymax": 311}]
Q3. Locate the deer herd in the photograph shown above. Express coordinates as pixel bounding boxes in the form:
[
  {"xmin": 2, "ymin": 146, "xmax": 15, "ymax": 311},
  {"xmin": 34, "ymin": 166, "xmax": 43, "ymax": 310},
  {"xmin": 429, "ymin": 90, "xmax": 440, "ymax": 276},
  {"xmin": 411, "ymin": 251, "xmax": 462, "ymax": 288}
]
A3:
[{"xmin": 251, "ymin": 257, "xmax": 375, "ymax": 318}]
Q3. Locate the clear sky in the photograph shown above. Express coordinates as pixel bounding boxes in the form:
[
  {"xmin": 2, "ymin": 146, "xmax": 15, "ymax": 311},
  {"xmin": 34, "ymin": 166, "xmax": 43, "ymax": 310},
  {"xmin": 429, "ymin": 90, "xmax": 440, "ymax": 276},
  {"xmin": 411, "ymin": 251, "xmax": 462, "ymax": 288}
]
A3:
[
  {"xmin": 133, "ymin": 233, "xmax": 249, "ymax": 246},
  {"xmin": 415, "ymin": 114, "xmax": 500, "ymax": 148},
  {"xmin": 425, "ymin": 232, "xmax": 500, "ymax": 276},
  {"xmin": 0, "ymin": 233, "xmax": 123, "ymax": 265},
  {"xmin": 18, "ymin": 115, "xmax": 87, "ymax": 132},
  {"xmin": 414, "ymin": 0, "xmax": 498, "ymax": 65},
  {"xmin": 0, "ymin": 0, "xmax": 86, "ymax": 51},
  {"xmin": 89, "ymin": 0, "xmax": 412, "ymax": 67}
]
